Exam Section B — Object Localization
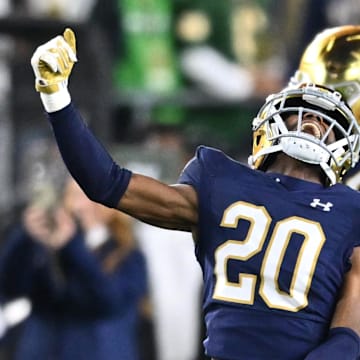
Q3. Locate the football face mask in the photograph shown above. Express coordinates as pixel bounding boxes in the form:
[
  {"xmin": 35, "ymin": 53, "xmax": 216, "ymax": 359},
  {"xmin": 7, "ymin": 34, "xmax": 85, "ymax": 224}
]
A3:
[{"xmin": 249, "ymin": 83, "xmax": 360, "ymax": 185}]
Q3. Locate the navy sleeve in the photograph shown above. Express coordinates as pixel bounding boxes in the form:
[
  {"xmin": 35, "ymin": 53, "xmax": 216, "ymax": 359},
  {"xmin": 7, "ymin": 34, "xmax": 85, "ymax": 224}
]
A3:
[
  {"xmin": 177, "ymin": 146, "xmax": 203, "ymax": 191},
  {"xmin": 47, "ymin": 103, "xmax": 132, "ymax": 208}
]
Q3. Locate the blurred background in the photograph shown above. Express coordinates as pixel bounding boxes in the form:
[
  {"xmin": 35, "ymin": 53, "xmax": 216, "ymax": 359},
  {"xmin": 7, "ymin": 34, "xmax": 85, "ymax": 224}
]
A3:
[{"xmin": 0, "ymin": 0, "xmax": 358, "ymax": 359}]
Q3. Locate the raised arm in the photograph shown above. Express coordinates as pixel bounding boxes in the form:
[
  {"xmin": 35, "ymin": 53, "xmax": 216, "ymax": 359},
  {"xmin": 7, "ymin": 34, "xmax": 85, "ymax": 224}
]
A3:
[
  {"xmin": 31, "ymin": 28, "xmax": 198, "ymax": 232},
  {"xmin": 120, "ymin": 175, "xmax": 198, "ymax": 231}
]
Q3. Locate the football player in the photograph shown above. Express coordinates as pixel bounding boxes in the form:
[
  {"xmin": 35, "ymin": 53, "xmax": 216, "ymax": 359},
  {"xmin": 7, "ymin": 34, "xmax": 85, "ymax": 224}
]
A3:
[
  {"xmin": 290, "ymin": 24, "xmax": 360, "ymax": 189},
  {"xmin": 30, "ymin": 28, "xmax": 360, "ymax": 360}
]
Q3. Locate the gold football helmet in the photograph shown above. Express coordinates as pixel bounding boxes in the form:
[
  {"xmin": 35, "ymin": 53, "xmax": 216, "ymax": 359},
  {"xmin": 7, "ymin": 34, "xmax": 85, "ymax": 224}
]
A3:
[
  {"xmin": 291, "ymin": 25, "xmax": 360, "ymax": 121},
  {"xmin": 248, "ymin": 83, "xmax": 360, "ymax": 185}
]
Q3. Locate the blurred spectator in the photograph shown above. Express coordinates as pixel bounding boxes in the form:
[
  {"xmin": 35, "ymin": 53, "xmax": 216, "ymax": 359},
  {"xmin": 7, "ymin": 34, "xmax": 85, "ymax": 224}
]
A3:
[
  {"xmin": 175, "ymin": 1, "xmax": 284, "ymax": 101},
  {"xmin": 135, "ymin": 223, "xmax": 203, "ymax": 360},
  {"xmin": 169, "ymin": 0, "xmax": 286, "ymax": 158},
  {"xmin": 273, "ymin": 0, "xmax": 360, "ymax": 78},
  {"xmin": 0, "ymin": 177, "xmax": 155, "ymax": 360},
  {"xmin": 273, "ymin": 0, "xmax": 328, "ymax": 78},
  {"xmin": 114, "ymin": 128, "xmax": 203, "ymax": 360},
  {"xmin": 0, "ymin": 0, "xmax": 14, "ymax": 220},
  {"xmin": 23, "ymin": 0, "xmax": 96, "ymax": 21}
]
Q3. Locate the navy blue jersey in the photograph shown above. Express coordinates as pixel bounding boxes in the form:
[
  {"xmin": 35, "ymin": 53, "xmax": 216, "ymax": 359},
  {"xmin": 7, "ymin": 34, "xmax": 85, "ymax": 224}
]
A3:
[{"xmin": 178, "ymin": 146, "xmax": 360, "ymax": 360}]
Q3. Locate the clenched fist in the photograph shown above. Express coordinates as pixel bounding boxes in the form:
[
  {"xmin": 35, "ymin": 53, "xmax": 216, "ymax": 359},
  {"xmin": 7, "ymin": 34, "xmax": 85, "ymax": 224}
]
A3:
[{"xmin": 31, "ymin": 28, "xmax": 77, "ymax": 112}]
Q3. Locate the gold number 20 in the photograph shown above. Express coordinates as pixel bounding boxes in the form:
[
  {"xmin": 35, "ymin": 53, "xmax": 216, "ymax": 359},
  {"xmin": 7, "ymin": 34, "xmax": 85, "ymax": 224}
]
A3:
[{"xmin": 213, "ymin": 201, "xmax": 325, "ymax": 312}]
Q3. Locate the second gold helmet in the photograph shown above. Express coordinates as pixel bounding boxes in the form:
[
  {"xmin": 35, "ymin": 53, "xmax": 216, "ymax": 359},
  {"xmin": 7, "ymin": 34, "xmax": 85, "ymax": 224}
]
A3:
[{"xmin": 291, "ymin": 25, "xmax": 360, "ymax": 121}]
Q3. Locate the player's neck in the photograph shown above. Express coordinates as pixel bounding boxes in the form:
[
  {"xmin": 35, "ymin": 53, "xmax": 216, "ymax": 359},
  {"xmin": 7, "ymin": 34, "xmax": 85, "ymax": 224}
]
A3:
[{"xmin": 266, "ymin": 153, "xmax": 325, "ymax": 185}]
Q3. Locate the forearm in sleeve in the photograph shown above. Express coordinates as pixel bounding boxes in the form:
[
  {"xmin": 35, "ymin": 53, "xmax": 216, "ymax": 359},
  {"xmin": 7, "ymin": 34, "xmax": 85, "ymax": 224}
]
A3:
[{"xmin": 47, "ymin": 103, "xmax": 132, "ymax": 208}]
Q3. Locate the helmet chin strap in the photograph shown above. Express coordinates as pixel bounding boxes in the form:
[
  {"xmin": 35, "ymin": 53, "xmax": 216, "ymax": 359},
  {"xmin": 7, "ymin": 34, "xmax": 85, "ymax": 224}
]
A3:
[
  {"xmin": 280, "ymin": 136, "xmax": 330, "ymax": 164},
  {"xmin": 248, "ymin": 144, "xmax": 283, "ymax": 168},
  {"xmin": 320, "ymin": 162, "xmax": 337, "ymax": 185},
  {"xmin": 281, "ymin": 136, "xmax": 338, "ymax": 184},
  {"xmin": 248, "ymin": 136, "xmax": 337, "ymax": 184}
]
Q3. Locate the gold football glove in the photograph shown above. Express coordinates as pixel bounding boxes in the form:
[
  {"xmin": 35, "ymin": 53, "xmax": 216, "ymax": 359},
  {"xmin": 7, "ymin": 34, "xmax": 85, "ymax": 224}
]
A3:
[{"xmin": 31, "ymin": 28, "xmax": 77, "ymax": 112}]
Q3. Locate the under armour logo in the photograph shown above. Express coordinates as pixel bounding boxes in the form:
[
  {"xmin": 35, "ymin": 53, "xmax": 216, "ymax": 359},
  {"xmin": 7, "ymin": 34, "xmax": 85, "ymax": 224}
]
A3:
[{"xmin": 310, "ymin": 198, "xmax": 333, "ymax": 212}]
